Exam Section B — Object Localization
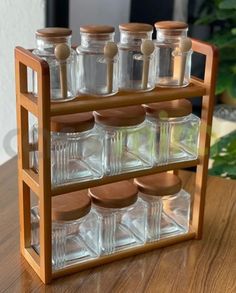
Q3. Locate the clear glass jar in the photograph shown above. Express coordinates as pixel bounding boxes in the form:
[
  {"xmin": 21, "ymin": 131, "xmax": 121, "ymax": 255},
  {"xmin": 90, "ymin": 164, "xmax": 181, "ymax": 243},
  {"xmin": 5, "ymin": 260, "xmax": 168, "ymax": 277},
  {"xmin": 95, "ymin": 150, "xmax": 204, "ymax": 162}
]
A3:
[
  {"xmin": 134, "ymin": 172, "xmax": 190, "ymax": 240},
  {"xmin": 154, "ymin": 21, "xmax": 192, "ymax": 87},
  {"xmin": 32, "ymin": 27, "xmax": 77, "ymax": 101},
  {"xmin": 118, "ymin": 23, "xmax": 156, "ymax": 91},
  {"xmin": 32, "ymin": 112, "xmax": 103, "ymax": 186},
  {"xmin": 94, "ymin": 105, "xmax": 154, "ymax": 175},
  {"xmin": 89, "ymin": 181, "xmax": 146, "ymax": 255},
  {"xmin": 31, "ymin": 190, "xmax": 99, "ymax": 270},
  {"xmin": 77, "ymin": 25, "xmax": 118, "ymax": 96},
  {"xmin": 143, "ymin": 99, "xmax": 200, "ymax": 164}
]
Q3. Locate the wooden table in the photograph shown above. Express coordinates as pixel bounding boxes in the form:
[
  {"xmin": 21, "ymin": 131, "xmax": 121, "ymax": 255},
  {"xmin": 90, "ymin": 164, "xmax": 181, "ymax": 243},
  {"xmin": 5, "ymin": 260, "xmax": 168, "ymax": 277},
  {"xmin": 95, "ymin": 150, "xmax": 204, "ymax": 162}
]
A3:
[{"xmin": 1, "ymin": 157, "xmax": 236, "ymax": 293}]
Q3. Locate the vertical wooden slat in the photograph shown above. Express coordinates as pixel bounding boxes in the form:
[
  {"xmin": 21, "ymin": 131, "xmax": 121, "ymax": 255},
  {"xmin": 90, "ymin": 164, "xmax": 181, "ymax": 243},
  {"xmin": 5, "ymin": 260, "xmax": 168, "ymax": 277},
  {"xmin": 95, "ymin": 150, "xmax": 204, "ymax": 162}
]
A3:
[
  {"xmin": 15, "ymin": 59, "xmax": 31, "ymax": 252},
  {"xmin": 37, "ymin": 60, "xmax": 52, "ymax": 283},
  {"xmin": 191, "ymin": 39, "xmax": 218, "ymax": 239}
]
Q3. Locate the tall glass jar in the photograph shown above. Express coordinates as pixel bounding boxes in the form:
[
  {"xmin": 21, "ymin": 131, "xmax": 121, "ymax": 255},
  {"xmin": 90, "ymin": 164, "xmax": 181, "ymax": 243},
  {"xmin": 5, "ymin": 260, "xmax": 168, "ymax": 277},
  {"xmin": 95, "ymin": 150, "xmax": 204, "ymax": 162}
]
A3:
[
  {"xmin": 154, "ymin": 21, "xmax": 192, "ymax": 87},
  {"xmin": 32, "ymin": 112, "xmax": 103, "ymax": 185},
  {"xmin": 134, "ymin": 172, "xmax": 190, "ymax": 240},
  {"xmin": 33, "ymin": 27, "xmax": 76, "ymax": 101},
  {"xmin": 77, "ymin": 25, "xmax": 118, "ymax": 96},
  {"xmin": 118, "ymin": 23, "xmax": 156, "ymax": 91},
  {"xmin": 31, "ymin": 190, "xmax": 99, "ymax": 270},
  {"xmin": 89, "ymin": 181, "xmax": 146, "ymax": 255},
  {"xmin": 143, "ymin": 99, "xmax": 200, "ymax": 164},
  {"xmin": 94, "ymin": 105, "xmax": 154, "ymax": 175}
]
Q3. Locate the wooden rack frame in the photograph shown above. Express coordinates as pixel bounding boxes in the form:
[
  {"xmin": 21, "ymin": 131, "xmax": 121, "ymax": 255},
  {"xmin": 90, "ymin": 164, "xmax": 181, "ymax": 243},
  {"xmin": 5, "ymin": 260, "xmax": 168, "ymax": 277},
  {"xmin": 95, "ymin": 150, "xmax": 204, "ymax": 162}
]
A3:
[{"xmin": 15, "ymin": 39, "xmax": 218, "ymax": 284}]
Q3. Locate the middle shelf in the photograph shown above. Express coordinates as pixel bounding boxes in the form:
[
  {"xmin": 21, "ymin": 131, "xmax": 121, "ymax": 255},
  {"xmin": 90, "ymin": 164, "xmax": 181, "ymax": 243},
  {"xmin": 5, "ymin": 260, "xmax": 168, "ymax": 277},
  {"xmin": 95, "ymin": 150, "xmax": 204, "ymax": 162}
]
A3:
[{"xmin": 22, "ymin": 159, "xmax": 198, "ymax": 197}]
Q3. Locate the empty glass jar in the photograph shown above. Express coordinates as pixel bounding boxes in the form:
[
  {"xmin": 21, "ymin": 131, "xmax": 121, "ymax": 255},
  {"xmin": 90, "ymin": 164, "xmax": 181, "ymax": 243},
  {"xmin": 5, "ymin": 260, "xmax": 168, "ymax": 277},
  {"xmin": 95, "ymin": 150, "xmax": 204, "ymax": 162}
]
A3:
[
  {"xmin": 143, "ymin": 99, "xmax": 200, "ymax": 164},
  {"xmin": 134, "ymin": 172, "xmax": 190, "ymax": 240},
  {"xmin": 89, "ymin": 181, "xmax": 146, "ymax": 255},
  {"xmin": 31, "ymin": 190, "xmax": 99, "ymax": 270},
  {"xmin": 77, "ymin": 25, "xmax": 118, "ymax": 96},
  {"xmin": 154, "ymin": 21, "xmax": 192, "ymax": 87},
  {"xmin": 118, "ymin": 23, "xmax": 156, "ymax": 91},
  {"xmin": 33, "ymin": 27, "xmax": 76, "ymax": 101},
  {"xmin": 94, "ymin": 105, "xmax": 153, "ymax": 175},
  {"xmin": 32, "ymin": 112, "xmax": 103, "ymax": 185}
]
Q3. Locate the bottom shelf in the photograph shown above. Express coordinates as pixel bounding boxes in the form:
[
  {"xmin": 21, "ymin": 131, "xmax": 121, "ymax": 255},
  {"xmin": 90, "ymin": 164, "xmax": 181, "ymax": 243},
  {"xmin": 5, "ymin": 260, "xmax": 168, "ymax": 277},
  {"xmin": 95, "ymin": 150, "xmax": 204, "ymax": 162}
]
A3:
[{"xmin": 52, "ymin": 230, "xmax": 196, "ymax": 279}]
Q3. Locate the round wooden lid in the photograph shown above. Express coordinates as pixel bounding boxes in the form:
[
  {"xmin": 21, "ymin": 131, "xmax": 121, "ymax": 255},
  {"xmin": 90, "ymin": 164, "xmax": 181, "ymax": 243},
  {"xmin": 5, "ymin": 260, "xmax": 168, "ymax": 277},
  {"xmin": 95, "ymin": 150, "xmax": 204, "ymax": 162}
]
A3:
[
  {"xmin": 134, "ymin": 173, "xmax": 182, "ymax": 196},
  {"xmin": 143, "ymin": 99, "xmax": 192, "ymax": 118},
  {"xmin": 94, "ymin": 106, "xmax": 146, "ymax": 127},
  {"xmin": 119, "ymin": 23, "xmax": 153, "ymax": 32},
  {"xmin": 52, "ymin": 190, "xmax": 91, "ymax": 221},
  {"xmin": 154, "ymin": 21, "xmax": 188, "ymax": 30},
  {"xmin": 80, "ymin": 25, "xmax": 115, "ymax": 34},
  {"xmin": 36, "ymin": 27, "xmax": 72, "ymax": 37},
  {"xmin": 89, "ymin": 181, "xmax": 138, "ymax": 208},
  {"xmin": 51, "ymin": 112, "xmax": 94, "ymax": 133}
]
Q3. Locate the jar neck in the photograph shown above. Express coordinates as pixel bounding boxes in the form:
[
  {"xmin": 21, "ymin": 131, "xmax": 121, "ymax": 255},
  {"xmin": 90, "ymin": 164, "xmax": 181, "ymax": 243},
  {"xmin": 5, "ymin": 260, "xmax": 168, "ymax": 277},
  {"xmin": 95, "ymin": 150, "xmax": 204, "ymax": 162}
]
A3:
[
  {"xmin": 156, "ymin": 28, "xmax": 188, "ymax": 43},
  {"xmin": 119, "ymin": 30, "xmax": 152, "ymax": 46},
  {"xmin": 80, "ymin": 32, "xmax": 114, "ymax": 51},
  {"xmin": 36, "ymin": 35, "xmax": 71, "ymax": 55}
]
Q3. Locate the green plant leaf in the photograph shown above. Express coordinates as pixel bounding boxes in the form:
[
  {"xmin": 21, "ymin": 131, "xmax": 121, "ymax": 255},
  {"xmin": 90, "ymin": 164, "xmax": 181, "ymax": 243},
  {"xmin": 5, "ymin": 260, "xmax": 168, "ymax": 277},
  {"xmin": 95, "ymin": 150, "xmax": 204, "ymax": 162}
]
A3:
[{"xmin": 219, "ymin": 0, "xmax": 236, "ymax": 9}]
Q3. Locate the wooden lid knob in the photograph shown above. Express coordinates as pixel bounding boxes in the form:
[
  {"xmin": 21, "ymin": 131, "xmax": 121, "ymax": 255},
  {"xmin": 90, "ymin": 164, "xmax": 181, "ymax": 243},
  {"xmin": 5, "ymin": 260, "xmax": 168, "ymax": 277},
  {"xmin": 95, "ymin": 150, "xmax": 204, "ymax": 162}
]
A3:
[
  {"xmin": 51, "ymin": 112, "xmax": 94, "ymax": 133},
  {"xmin": 94, "ymin": 106, "xmax": 146, "ymax": 127},
  {"xmin": 52, "ymin": 190, "xmax": 91, "ymax": 221},
  {"xmin": 89, "ymin": 181, "xmax": 138, "ymax": 208},
  {"xmin": 36, "ymin": 27, "xmax": 72, "ymax": 37},
  {"xmin": 80, "ymin": 25, "xmax": 115, "ymax": 34},
  {"xmin": 55, "ymin": 43, "xmax": 71, "ymax": 61},
  {"xmin": 143, "ymin": 99, "xmax": 192, "ymax": 118},
  {"xmin": 134, "ymin": 173, "xmax": 182, "ymax": 196}
]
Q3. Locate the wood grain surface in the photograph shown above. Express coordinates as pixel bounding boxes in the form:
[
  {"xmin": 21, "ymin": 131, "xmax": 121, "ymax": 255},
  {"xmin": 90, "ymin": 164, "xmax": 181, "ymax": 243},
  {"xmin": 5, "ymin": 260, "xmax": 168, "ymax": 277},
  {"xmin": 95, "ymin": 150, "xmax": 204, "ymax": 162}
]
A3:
[{"xmin": 1, "ymin": 157, "xmax": 236, "ymax": 293}]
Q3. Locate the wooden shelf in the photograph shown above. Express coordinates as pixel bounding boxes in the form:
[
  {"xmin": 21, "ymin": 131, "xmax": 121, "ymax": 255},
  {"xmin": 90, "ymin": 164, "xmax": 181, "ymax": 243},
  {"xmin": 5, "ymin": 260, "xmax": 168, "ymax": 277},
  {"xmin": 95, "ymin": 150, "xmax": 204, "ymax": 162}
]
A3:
[
  {"xmin": 51, "ymin": 159, "xmax": 198, "ymax": 196},
  {"xmin": 50, "ymin": 77, "xmax": 206, "ymax": 116}
]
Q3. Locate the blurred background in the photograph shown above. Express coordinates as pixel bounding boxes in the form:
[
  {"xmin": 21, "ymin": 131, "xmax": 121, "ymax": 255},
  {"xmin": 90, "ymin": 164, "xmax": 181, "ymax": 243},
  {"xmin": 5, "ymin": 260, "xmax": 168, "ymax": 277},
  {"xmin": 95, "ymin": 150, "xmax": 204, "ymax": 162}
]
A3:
[{"xmin": 1, "ymin": 0, "xmax": 236, "ymax": 178}]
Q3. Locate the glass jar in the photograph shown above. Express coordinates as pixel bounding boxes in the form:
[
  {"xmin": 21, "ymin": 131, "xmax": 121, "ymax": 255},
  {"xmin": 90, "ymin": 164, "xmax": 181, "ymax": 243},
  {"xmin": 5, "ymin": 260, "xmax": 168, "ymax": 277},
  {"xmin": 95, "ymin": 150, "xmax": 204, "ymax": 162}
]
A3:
[
  {"xmin": 118, "ymin": 23, "xmax": 156, "ymax": 91},
  {"xmin": 32, "ymin": 112, "xmax": 103, "ymax": 186},
  {"xmin": 143, "ymin": 99, "xmax": 200, "ymax": 164},
  {"xmin": 134, "ymin": 172, "xmax": 190, "ymax": 240},
  {"xmin": 31, "ymin": 190, "xmax": 99, "ymax": 270},
  {"xmin": 77, "ymin": 25, "xmax": 118, "ymax": 96},
  {"xmin": 32, "ymin": 27, "xmax": 76, "ymax": 101},
  {"xmin": 94, "ymin": 105, "xmax": 154, "ymax": 175},
  {"xmin": 154, "ymin": 21, "xmax": 192, "ymax": 87},
  {"xmin": 89, "ymin": 181, "xmax": 146, "ymax": 255}
]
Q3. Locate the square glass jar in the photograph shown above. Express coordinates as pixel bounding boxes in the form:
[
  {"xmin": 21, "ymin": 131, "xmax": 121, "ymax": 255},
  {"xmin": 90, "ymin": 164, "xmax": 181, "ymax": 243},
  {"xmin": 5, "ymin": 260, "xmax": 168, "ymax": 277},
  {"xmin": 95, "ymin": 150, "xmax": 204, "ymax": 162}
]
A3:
[
  {"xmin": 89, "ymin": 181, "xmax": 147, "ymax": 255},
  {"xmin": 76, "ymin": 25, "xmax": 118, "ymax": 96},
  {"xmin": 94, "ymin": 106, "xmax": 154, "ymax": 175},
  {"xmin": 32, "ymin": 28, "xmax": 77, "ymax": 102},
  {"xmin": 143, "ymin": 99, "xmax": 200, "ymax": 164},
  {"xmin": 134, "ymin": 172, "xmax": 190, "ymax": 240},
  {"xmin": 31, "ymin": 190, "xmax": 99, "ymax": 270},
  {"xmin": 118, "ymin": 23, "xmax": 156, "ymax": 92},
  {"xmin": 154, "ymin": 21, "xmax": 192, "ymax": 88},
  {"xmin": 32, "ymin": 112, "xmax": 103, "ymax": 186}
]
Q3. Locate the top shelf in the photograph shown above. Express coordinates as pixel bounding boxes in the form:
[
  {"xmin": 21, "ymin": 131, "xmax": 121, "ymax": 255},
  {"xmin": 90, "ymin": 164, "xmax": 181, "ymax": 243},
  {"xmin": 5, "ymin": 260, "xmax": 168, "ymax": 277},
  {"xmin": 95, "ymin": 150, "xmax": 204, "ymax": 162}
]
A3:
[{"xmin": 50, "ymin": 77, "xmax": 206, "ymax": 116}]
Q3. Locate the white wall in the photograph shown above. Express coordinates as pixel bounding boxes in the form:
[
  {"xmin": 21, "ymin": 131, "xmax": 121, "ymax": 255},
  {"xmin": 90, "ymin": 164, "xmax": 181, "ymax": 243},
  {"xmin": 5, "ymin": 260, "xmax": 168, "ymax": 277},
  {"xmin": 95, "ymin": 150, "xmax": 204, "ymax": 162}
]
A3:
[
  {"xmin": 0, "ymin": 0, "xmax": 45, "ymax": 165},
  {"xmin": 69, "ymin": 0, "xmax": 131, "ymax": 43}
]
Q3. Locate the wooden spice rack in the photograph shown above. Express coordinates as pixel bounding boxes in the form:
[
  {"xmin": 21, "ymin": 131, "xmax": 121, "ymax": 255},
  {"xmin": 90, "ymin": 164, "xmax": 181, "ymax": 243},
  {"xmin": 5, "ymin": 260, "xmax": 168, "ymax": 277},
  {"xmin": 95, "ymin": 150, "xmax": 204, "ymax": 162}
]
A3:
[{"xmin": 15, "ymin": 38, "xmax": 218, "ymax": 284}]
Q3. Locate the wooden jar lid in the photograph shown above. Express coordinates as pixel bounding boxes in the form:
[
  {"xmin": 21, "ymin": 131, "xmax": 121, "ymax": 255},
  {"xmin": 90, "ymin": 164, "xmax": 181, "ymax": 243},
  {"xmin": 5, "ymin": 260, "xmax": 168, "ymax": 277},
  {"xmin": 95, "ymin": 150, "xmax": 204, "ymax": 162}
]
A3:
[
  {"xmin": 154, "ymin": 21, "xmax": 188, "ymax": 30},
  {"xmin": 134, "ymin": 173, "xmax": 182, "ymax": 196},
  {"xmin": 143, "ymin": 99, "xmax": 192, "ymax": 119},
  {"xmin": 52, "ymin": 190, "xmax": 91, "ymax": 221},
  {"xmin": 80, "ymin": 25, "xmax": 115, "ymax": 34},
  {"xmin": 119, "ymin": 23, "xmax": 153, "ymax": 32},
  {"xmin": 36, "ymin": 27, "xmax": 72, "ymax": 38},
  {"xmin": 94, "ymin": 106, "xmax": 146, "ymax": 127},
  {"xmin": 89, "ymin": 181, "xmax": 138, "ymax": 208},
  {"xmin": 51, "ymin": 112, "xmax": 94, "ymax": 133}
]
